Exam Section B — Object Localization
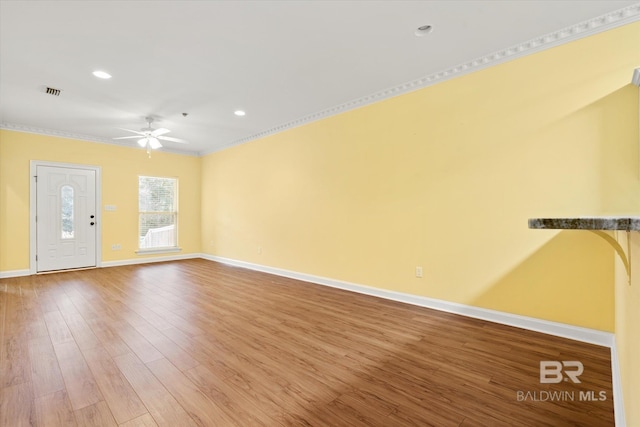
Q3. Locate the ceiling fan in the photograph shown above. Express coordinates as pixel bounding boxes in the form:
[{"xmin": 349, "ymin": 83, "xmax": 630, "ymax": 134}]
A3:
[{"xmin": 113, "ymin": 117, "xmax": 187, "ymax": 152}]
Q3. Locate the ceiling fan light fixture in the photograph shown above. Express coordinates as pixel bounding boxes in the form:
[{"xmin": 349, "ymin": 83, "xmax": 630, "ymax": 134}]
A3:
[
  {"xmin": 148, "ymin": 137, "xmax": 162, "ymax": 149},
  {"xmin": 115, "ymin": 118, "xmax": 186, "ymax": 149}
]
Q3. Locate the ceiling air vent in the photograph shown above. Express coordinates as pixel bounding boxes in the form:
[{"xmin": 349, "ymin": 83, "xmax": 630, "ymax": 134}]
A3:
[{"xmin": 44, "ymin": 86, "xmax": 61, "ymax": 96}]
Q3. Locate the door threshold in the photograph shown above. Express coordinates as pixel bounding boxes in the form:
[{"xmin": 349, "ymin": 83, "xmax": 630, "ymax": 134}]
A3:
[{"xmin": 37, "ymin": 266, "xmax": 97, "ymax": 275}]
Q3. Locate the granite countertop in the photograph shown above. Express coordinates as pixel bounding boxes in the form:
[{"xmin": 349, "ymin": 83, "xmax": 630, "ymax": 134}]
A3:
[{"xmin": 528, "ymin": 217, "xmax": 640, "ymax": 231}]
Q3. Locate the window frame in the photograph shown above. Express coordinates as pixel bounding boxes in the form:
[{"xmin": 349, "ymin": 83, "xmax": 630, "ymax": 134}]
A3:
[{"xmin": 136, "ymin": 175, "xmax": 181, "ymax": 254}]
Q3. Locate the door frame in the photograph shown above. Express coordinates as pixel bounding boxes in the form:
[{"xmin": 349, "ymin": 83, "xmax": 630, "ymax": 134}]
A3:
[{"xmin": 30, "ymin": 160, "xmax": 102, "ymax": 274}]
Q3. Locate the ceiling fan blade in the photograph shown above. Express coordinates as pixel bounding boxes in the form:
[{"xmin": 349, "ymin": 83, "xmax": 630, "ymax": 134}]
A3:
[
  {"xmin": 151, "ymin": 128, "xmax": 170, "ymax": 137},
  {"xmin": 113, "ymin": 135, "xmax": 142, "ymax": 140},
  {"xmin": 158, "ymin": 136, "xmax": 187, "ymax": 144},
  {"xmin": 117, "ymin": 128, "xmax": 146, "ymax": 136}
]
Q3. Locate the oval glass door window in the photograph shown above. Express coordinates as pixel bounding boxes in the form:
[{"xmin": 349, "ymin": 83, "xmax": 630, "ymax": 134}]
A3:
[{"xmin": 61, "ymin": 185, "xmax": 74, "ymax": 239}]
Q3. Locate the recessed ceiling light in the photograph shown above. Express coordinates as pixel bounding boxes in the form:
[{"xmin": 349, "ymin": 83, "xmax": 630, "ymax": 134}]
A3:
[
  {"xmin": 234, "ymin": 110, "xmax": 246, "ymax": 116},
  {"xmin": 92, "ymin": 70, "xmax": 112, "ymax": 79},
  {"xmin": 414, "ymin": 25, "xmax": 433, "ymax": 37}
]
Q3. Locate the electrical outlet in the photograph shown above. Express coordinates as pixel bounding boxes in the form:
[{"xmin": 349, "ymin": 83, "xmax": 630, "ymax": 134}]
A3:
[
  {"xmin": 257, "ymin": 246, "xmax": 262, "ymax": 254},
  {"xmin": 415, "ymin": 266, "xmax": 423, "ymax": 278},
  {"xmin": 111, "ymin": 244, "xmax": 122, "ymax": 251}
]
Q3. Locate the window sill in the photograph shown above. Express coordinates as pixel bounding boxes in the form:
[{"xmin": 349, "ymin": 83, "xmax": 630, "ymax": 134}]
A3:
[{"xmin": 135, "ymin": 247, "xmax": 182, "ymax": 255}]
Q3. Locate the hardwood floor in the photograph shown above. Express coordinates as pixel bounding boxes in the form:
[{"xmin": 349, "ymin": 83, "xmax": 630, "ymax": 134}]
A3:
[{"xmin": 0, "ymin": 259, "xmax": 614, "ymax": 426}]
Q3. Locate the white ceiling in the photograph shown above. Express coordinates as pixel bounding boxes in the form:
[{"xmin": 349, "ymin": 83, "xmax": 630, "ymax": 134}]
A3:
[{"xmin": 1, "ymin": 1, "xmax": 639, "ymax": 156}]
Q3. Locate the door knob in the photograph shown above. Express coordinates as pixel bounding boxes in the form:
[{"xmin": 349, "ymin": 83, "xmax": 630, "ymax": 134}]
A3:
[
  {"xmin": 90, "ymin": 222, "xmax": 95, "ymax": 226},
  {"xmin": 90, "ymin": 215, "xmax": 95, "ymax": 219}
]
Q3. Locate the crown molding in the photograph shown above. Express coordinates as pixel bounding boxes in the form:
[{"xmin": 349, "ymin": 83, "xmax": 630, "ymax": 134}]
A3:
[
  {"xmin": 2, "ymin": 4, "xmax": 639, "ymax": 158},
  {"xmin": 203, "ymin": 2, "xmax": 640, "ymax": 156},
  {"xmin": 0, "ymin": 122, "xmax": 198, "ymax": 157}
]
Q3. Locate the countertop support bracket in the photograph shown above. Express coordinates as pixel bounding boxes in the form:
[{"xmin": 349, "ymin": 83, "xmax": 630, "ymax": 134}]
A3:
[
  {"xmin": 529, "ymin": 217, "xmax": 638, "ymax": 285},
  {"xmin": 589, "ymin": 230, "xmax": 630, "ymax": 283}
]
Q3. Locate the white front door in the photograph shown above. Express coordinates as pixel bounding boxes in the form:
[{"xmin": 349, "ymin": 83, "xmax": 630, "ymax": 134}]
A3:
[{"xmin": 36, "ymin": 165, "xmax": 97, "ymax": 272}]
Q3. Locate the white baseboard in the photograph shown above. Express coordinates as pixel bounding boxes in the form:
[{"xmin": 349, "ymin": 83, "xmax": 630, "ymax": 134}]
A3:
[
  {"xmin": 0, "ymin": 253, "xmax": 626, "ymax": 424},
  {"xmin": 202, "ymin": 254, "xmax": 614, "ymax": 348},
  {"xmin": 0, "ymin": 269, "xmax": 31, "ymax": 279},
  {"xmin": 101, "ymin": 252, "xmax": 202, "ymax": 268},
  {"xmin": 204, "ymin": 254, "xmax": 625, "ymax": 425},
  {"xmin": 0, "ymin": 254, "xmax": 618, "ymax": 346},
  {"xmin": 611, "ymin": 341, "xmax": 626, "ymax": 427},
  {"xmin": 0, "ymin": 254, "xmax": 617, "ymax": 348},
  {"xmin": 0, "ymin": 254, "xmax": 202, "ymax": 277}
]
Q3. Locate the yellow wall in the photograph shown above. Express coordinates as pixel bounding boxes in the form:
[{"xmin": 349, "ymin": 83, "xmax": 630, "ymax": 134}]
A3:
[
  {"xmin": 202, "ymin": 22, "xmax": 640, "ymax": 334},
  {"xmin": 1, "ymin": 20, "xmax": 639, "ymax": 426},
  {"xmin": 0, "ymin": 130, "xmax": 201, "ymax": 270},
  {"xmin": 201, "ymin": 23, "xmax": 640, "ymax": 421}
]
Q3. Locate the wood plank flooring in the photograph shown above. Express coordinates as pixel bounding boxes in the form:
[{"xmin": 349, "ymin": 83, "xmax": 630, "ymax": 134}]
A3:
[{"xmin": 0, "ymin": 259, "xmax": 614, "ymax": 426}]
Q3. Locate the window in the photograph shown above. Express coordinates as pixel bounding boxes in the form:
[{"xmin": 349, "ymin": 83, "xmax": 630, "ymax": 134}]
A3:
[
  {"xmin": 138, "ymin": 176, "xmax": 178, "ymax": 250},
  {"xmin": 61, "ymin": 185, "xmax": 74, "ymax": 239}
]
